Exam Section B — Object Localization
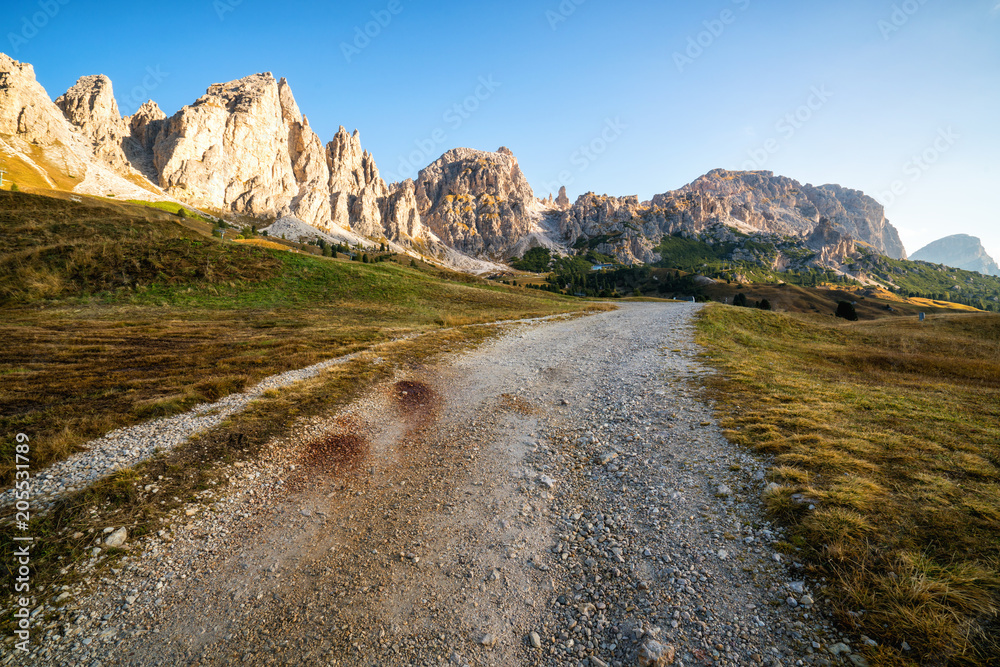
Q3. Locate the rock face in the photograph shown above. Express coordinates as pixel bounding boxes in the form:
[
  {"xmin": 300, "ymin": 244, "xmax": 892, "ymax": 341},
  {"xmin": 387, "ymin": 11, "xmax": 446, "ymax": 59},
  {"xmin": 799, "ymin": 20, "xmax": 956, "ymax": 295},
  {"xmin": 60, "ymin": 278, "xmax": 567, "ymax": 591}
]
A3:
[
  {"xmin": 911, "ymin": 235, "xmax": 1000, "ymax": 276},
  {"xmin": 54, "ymin": 74, "xmax": 133, "ymax": 175},
  {"xmin": 558, "ymin": 169, "xmax": 907, "ymax": 265},
  {"xmin": 0, "ymin": 53, "xmax": 161, "ymax": 198},
  {"xmin": 45, "ymin": 67, "xmax": 430, "ymax": 248},
  {"xmin": 555, "ymin": 185, "xmax": 571, "ymax": 209},
  {"xmin": 151, "ymin": 72, "xmax": 298, "ymax": 218},
  {"xmin": 415, "ymin": 146, "xmax": 537, "ymax": 258},
  {"xmin": 806, "ymin": 218, "xmax": 857, "ymax": 266}
]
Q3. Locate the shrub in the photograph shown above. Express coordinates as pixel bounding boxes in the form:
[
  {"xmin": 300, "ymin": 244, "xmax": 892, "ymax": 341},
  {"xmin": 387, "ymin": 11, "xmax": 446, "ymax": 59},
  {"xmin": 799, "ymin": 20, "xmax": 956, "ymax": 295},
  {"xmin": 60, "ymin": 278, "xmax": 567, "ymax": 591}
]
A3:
[
  {"xmin": 836, "ymin": 300, "xmax": 859, "ymax": 321},
  {"xmin": 10, "ymin": 183, "xmax": 19, "ymax": 192},
  {"xmin": 177, "ymin": 207, "xmax": 188, "ymax": 218},
  {"xmin": 733, "ymin": 293, "xmax": 748, "ymax": 307},
  {"xmin": 758, "ymin": 298, "xmax": 772, "ymax": 311}
]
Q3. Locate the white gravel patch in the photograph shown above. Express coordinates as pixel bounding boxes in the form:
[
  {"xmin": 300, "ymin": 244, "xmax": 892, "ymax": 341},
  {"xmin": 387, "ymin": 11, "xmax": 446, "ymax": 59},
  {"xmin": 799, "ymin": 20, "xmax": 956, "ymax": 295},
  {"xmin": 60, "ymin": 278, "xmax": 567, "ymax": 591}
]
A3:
[{"xmin": 0, "ymin": 351, "xmax": 361, "ymax": 512}]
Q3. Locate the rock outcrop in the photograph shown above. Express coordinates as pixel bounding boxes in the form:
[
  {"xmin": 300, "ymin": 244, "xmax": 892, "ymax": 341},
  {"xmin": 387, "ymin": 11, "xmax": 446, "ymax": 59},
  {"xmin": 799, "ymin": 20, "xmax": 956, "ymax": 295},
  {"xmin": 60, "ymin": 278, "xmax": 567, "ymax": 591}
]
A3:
[
  {"xmin": 911, "ymin": 235, "xmax": 1000, "ymax": 276},
  {"xmin": 40, "ymin": 66, "xmax": 432, "ymax": 249},
  {"xmin": 806, "ymin": 218, "xmax": 857, "ymax": 266},
  {"xmin": 0, "ymin": 53, "xmax": 161, "ymax": 198},
  {"xmin": 555, "ymin": 185, "xmax": 571, "ymax": 209},
  {"xmin": 54, "ymin": 74, "xmax": 133, "ymax": 175},
  {"xmin": 415, "ymin": 146, "xmax": 537, "ymax": 258},
  {"xmin": 557, "ymin": 169, "xmax": 907, "ymax": 265}
]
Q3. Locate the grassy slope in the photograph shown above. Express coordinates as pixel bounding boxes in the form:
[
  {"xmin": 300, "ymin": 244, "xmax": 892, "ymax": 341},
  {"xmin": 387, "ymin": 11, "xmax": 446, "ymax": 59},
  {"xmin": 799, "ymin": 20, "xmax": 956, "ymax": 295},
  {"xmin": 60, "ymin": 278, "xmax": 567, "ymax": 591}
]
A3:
[
  {"xmin": 650, "ymin": 233, "xmax": 1000, "ymax": 311},
  {"xmin": 0, "ymin": 190, "xmax": 589, "ymax": 485},
  {"xmin": 697, "ymin": 304, "xmax": 1000, "ymax": 666}
]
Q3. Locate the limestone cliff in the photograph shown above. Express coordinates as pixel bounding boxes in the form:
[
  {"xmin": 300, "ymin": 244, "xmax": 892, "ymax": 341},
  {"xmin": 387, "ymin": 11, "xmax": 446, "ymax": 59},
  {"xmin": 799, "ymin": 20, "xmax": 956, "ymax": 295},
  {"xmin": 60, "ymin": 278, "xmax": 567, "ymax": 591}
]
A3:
[
  {"xmin": 47, "ymin": 67, "xmax": 427, "ymax": 248},
  {"xmin": 557, "ymin": 169, "xmax": 907, "ymax": 265},
  {"xmin": 0, "ymin": 53, "xmax": 162, "ymax": 198},
  {"xmin": 414, "ymin": 147, "xmax": 537, "ymax": 258},
  {"xmin": 54, "ymin": 75, "xmax": 132, "ymax": 175}
]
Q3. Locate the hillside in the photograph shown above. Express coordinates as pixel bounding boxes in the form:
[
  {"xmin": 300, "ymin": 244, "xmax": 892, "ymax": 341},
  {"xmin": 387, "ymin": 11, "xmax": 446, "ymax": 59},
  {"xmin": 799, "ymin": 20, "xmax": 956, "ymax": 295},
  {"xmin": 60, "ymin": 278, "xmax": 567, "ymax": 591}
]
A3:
[
  {"xmin": 556, "ymin": 169, "xmax": 906, "ymax": 265},
  {"xmin": 514, "ymin": 229, "xmax": 1000, "ymax": 314},
  {"xmin": 0, "ymin": 189, "xmax": 587, "ymax": 485}
]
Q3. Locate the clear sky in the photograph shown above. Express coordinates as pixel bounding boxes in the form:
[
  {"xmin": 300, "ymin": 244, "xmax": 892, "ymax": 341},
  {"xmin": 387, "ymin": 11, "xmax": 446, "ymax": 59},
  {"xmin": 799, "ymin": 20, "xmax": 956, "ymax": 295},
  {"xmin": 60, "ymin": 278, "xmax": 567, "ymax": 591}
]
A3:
[{"xmin": 4, "ymin": 0, "xmax": 999, "ymax": 259}]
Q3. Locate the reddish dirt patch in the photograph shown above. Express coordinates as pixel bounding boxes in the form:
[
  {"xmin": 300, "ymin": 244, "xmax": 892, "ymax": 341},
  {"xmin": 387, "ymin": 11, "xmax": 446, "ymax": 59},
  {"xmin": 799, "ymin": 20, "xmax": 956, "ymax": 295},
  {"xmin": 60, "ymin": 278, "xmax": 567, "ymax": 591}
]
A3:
[
  {"xmin": 300, "ymin": 432, "xmax": 370, "ymax": 473},
  {"xmin": 394, "ymin": 380, "xmax": 437, "ymax": 414}
]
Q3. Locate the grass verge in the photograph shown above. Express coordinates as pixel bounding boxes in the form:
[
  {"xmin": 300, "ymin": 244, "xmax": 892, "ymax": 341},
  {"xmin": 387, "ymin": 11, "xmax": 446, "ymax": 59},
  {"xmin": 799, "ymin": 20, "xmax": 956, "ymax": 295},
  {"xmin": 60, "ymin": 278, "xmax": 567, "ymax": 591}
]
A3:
[{"xmin": 697, "ymin": 304, "xmax": 1000, "ymax": 666}]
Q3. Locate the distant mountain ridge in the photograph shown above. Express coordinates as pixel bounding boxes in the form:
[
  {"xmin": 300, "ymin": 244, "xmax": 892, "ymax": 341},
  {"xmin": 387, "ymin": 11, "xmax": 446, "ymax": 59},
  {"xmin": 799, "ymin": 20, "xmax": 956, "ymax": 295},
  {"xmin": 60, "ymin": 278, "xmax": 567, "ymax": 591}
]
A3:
[
  {"xmin": 911, "ymin": 235, "xmax": 1000, "ymax": 276},
  {"xmin": 1, "ymin": 52, "xmax": 909, "ymax": 275},
  {"xmin": 556, "ymin": 169, "xmax": 906, "ymax": 266}
]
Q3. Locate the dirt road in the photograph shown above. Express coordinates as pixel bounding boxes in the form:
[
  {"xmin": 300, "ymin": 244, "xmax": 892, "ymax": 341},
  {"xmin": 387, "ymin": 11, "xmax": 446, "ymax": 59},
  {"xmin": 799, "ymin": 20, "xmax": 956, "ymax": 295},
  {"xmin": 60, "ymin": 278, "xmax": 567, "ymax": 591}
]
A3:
[{"xmin": 29, "ymin": 302, "xmax": 849, "ymax": 667}]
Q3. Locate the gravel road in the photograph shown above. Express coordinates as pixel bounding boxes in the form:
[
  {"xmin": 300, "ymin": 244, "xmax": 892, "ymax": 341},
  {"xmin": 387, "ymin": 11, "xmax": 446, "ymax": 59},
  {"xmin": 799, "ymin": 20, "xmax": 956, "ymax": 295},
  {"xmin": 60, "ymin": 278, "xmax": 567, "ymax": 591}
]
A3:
[{"xmin": 13, "ymin": 302, "xmax": 867, "ymax": 667}]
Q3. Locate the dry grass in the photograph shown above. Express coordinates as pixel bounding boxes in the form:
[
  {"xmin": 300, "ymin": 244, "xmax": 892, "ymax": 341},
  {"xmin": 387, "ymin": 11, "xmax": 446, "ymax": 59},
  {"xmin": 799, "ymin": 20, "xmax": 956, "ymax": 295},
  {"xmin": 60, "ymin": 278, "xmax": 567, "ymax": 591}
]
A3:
[
  {"xmin": 0, "ymin": 190, "xmax": 590, "ymax": 485},
  {"xmin": 0, "ymin": 325, "xmax": 502, "ymax": 621},
  {"xmin": 697, "ymin": 305, "xmax": 1000, "ymax": 666},
  {"xmin": 232, "ymin": 238, "xmax": 293, "ymax": 251}
]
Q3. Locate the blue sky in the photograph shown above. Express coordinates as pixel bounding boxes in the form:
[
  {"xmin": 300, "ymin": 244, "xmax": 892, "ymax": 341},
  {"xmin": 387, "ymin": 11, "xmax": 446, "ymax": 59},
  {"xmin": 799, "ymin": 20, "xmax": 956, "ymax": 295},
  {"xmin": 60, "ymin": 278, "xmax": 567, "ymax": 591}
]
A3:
[{"xmin": 4, "ymin": 0, "xmax": 999, "ymax": 258}]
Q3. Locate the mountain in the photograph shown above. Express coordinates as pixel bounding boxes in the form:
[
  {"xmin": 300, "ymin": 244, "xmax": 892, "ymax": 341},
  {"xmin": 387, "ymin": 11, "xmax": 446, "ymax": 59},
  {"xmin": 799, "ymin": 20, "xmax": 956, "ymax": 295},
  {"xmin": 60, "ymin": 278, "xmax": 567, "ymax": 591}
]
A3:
[
  {"xmin": 910, "ymin": 235, "xmax": 1000, "ymax": 276},
  {"xmin": 414, "ymin": 146, "xmax": 539, "ymax": 259},
  {"xmin": 557, "ymin": 169, "xmax": 906, "ymax": 265},
  {"xmin": 0, "ymin": 53, "xmax": 458, "ymax": 262},
  {"xmin": 0, "ymin": 53, "xmax": 160, "ymax": 199},
  {"xmin": 1, "ymin": 53, "xmax": 910, "ymax": 277}
]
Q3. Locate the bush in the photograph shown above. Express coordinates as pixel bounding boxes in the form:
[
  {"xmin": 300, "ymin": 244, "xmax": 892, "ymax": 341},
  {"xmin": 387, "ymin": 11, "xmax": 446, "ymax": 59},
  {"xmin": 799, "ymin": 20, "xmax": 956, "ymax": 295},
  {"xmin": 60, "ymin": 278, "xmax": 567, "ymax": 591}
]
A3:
[
  {"xmin": 10, "ymin": 183, "xmax": 19, "ymax": 192},
  {"xmin": 733, "ymin": 293, "xmax": 748, "ymax": 307},
  {"xmin": 177, "ymin": 207, "xmax": 188, "ymax": 218},
  {"xmin": 835, "ymin": 300, "xmax": 859, "ymax": 321},
  {"xmin": 757, "ymin": 298, "xmax": 772, "ymax": 311}
]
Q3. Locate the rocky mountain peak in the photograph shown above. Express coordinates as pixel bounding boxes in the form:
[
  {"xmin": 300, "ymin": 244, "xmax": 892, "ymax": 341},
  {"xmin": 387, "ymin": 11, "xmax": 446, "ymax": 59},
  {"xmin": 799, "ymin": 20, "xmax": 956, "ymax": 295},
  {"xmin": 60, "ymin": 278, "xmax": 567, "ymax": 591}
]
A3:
[
  {"xmin": 55, "ymin": 75, "xmax": 121, "ymax": 135},
  {"xmin": 277, "ymin": 77, "xmax": 302, "ymax": 125},
  {"xmin": 413, "ymin": 146, "xmax": 537, "ymax": 258},
  {"xmin": 555, "ymin": 185, "xmax": 571, "ymax": 209},
  {"xmin": 911, "ymin": 235, "xmax": 1000, "ymax": 276}
]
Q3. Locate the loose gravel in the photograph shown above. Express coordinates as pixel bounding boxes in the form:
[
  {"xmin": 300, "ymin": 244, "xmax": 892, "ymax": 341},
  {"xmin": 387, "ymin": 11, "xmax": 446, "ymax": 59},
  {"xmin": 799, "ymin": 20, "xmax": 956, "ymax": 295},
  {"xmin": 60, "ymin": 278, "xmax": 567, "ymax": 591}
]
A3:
[{"xmin": 7, "ymin": 303, "xmax": 870, "ymax": 667}]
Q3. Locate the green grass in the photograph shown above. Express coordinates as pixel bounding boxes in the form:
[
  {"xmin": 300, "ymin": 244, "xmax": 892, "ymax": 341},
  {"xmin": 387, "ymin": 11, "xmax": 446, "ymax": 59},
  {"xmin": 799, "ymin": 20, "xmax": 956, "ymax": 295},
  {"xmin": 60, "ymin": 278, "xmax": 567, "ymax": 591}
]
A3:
[
  {"xmin": 0, "ymin": 190, "xmax": 595, "ymax": 486},
  {"xmin": 854, "ymin": 247, "xmax": 1000, "ymax": 309},
  {"xmin": 125, "ymin": 199, "xmax": 215, "ymax": 224},
  {"xmin": 697, "ymin": 304, "xmax": 1000, "ymax": 666}
]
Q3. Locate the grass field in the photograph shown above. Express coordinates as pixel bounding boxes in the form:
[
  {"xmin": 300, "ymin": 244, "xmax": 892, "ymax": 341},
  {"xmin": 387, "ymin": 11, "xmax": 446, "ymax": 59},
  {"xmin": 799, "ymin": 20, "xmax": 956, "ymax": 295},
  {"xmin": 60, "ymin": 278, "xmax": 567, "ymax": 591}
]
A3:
[
  {"xmin": 697, "ymin": 305, "xmax": 1000, "ymax": 666},
  {"xmin": 0, "ymin": 190, "xmax": 593, "ymax": 487}
]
